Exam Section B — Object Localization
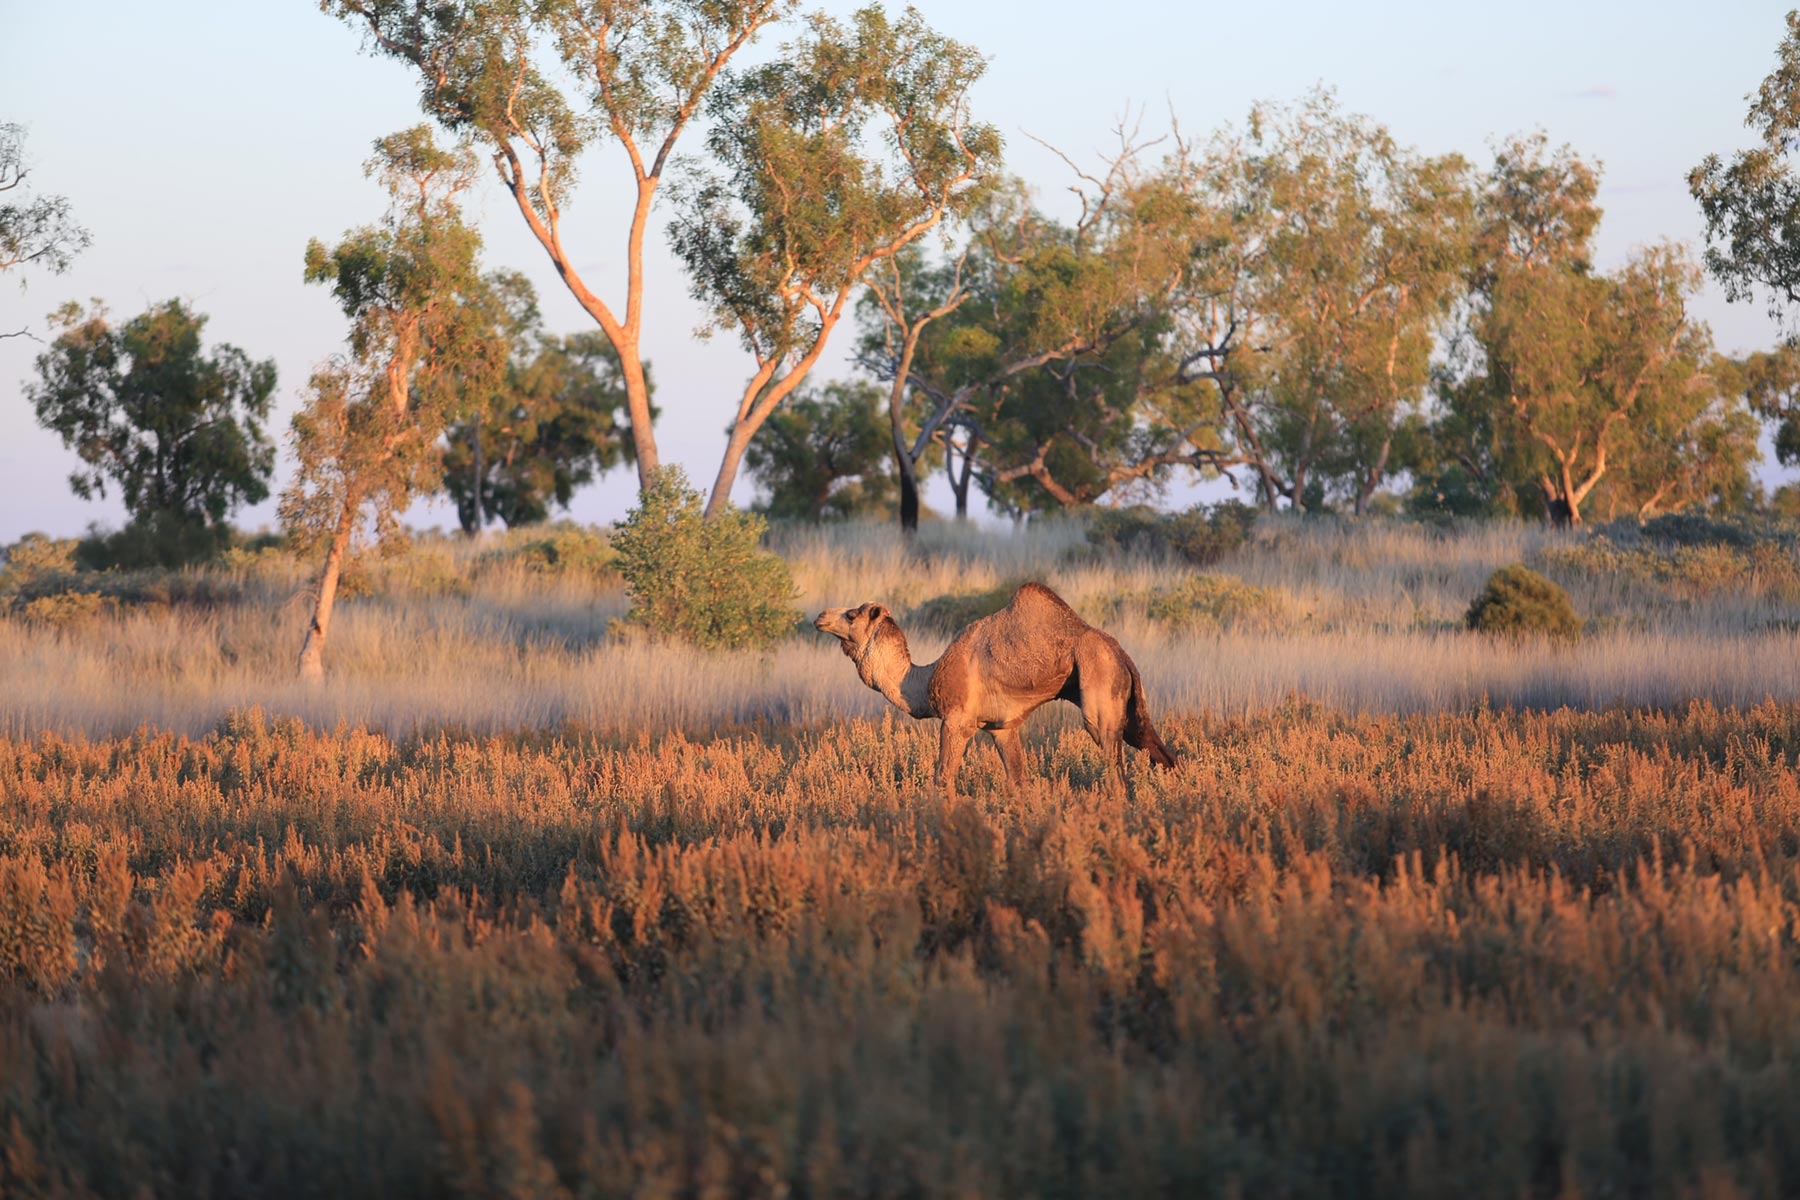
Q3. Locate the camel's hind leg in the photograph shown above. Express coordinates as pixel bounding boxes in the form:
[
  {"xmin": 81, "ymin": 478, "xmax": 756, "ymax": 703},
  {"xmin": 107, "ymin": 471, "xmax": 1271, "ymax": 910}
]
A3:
[
  {"xmin": 1074, "ymin": 634, "xmax": 1131, "ymax": 785},
  {"xmin": 991, "ymin": 727, "xmax": 1028, "ymax": 790}
]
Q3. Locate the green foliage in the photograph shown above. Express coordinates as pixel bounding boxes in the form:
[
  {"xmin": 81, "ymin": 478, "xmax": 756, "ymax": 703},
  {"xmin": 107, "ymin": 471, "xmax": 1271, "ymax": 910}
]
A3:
[
  {"xmin": 27, "ymin": 299, "xmax": 276, "ymax": 566},
  {"xmin": 0, "ymin": 123, "xmax": 90, "ymax": 285},
  {"xmin": 1540, "ymin": 518, "xmax": 1800, "ymax": 602},
  {"xmin": 610, "ymin": 468, "xmax": 797, "ymax": 650},
  {"xmin": 1136, "ymin": 574, "xmax": 1290, "ymax": 634},
  {"xmin": 1690, "ymin": 11, "xmax": 1800, "ymax": 320},
  {"xmin": 1223, "ymin": 90, "xmax": 1477, "ymax": 513},
  {"xmin": 1466, "ymin": 564, "xmax": 1583, "ymax": 641},
  {"xmin": 0, "ymin": 532, "xmax": 78, "ymax": 588},
  {"xmin": 18, "ymin": 591, "xmax": 114, "ymax": 627},
  {"xmin": 495, "ymin": 523, "xmax": 617, "ymax": 579},
  {"xmin": 1438, "ymin": 134, "xmax": 1759, "ymax": 526},
  {"xmin": 674, "ymin": 6, "xmax": 1000, "ymax": 364},
  {"xmin": 928, "ymin": 170, "xmax": 1218, "ymax": 515},
  {"xmin": 1085, "ymin": 501, "xmax": 1258, "ymax": 565},
  {"xmin": 444, "ymin": 311, "xmax": 650, "ymax": 532},
  {"xmin": 76, "ymin": 512, "xmax": 238, "ymax": 571},
  {"xmin": 908, "ymin": 580, "xmax": 1027, "ymax": 633},
  {"xmin": 1729, "ymin": 339, "xmax": 1800, "ymax": 470},
  {"xmin": 670, "ymin": 4, "xmax": 1002, "ymax": 510},
  {"xmin": 745, "ymin": 381, "xmax": 896, "ymax": 521},
  {"xmin": 284, "ymin": 129, "xmax": 505, "ymax": 558}
]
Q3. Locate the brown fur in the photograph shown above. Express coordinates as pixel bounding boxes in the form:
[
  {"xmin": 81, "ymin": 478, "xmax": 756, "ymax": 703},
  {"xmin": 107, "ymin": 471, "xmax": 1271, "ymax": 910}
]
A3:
[{"xmin": 814, "ymin": 583, "xmax": 1176, "ymax": 797}]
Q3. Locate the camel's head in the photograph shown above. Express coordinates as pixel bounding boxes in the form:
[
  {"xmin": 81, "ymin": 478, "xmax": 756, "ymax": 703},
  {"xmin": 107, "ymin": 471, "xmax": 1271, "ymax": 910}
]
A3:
[{"xmin": 813, "ymin": 602, "xmax": 898, "ymax": 660}]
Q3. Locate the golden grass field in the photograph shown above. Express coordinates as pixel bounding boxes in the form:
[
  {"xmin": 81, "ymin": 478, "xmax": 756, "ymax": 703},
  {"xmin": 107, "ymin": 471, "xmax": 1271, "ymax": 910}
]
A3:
[{"xmin": 3, "ymin": 516, "xmax": 1800, "ymax": 1196}]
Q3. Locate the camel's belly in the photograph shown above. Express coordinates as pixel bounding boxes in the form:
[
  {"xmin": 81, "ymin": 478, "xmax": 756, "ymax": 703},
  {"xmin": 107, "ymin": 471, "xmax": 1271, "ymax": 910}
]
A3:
[{"xmin": 972, "ymin": 688, "xmax": 1063, "ymax": 730}]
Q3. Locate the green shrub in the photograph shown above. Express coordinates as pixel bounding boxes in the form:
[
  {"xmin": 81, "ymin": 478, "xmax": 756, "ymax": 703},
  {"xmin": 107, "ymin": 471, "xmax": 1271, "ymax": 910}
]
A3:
[
  {"xmin": 1541, "ymin": 532, "xmax": 1800, "ymax": 602},
  {"xmin": 19, "ymin": 591, "xmax": 115, "ymax": 627},
  {"xmin": 505, "ymin": 523, "xmax": 617, "ymax": 578},
  {"xmin": 908, "ymin": 580, "xmax": 1027, "ymax": 633},
  {"xmin": 610, "ymin": 468, "xmax": 798, "ymax": 651},
  {"xmin": 1098, "ymin": 574, "xmax": 1290, "ymax": 635},
  {"xmin": 76, "ymin": 512, "xmax": 232, "ymax": 570},
  {"xmin": 1632, "ymin": 512, "xmax": 1762, "ymax": 550},
  {"xmin": 1086, "ymin": 501, "xmax": 1258, "ymax": 566},
  {"xmin": 1466, "ymin": 565, "xmax": 1582, "ymax": 641},
  {"xmin": 1, "ymin": 533, "xmax": 79, "ymax": 590}
]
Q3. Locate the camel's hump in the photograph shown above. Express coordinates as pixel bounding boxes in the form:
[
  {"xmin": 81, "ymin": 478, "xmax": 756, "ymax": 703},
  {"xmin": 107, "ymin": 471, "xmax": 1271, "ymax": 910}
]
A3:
[{"xmin": 1003, "ymin": 582, "xmax": 1082, "ymax": 620}]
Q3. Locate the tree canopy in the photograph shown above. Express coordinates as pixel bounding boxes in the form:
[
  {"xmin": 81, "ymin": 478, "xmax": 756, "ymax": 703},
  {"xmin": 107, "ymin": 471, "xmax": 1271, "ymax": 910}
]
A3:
[
  {"xmin": 744, "ymin": 381, "xmax": 896, "ymax": 521},
  {"xmin": 27, "ymin": 299, "xmax": 275, "ymax": 564},
  {"xmin": 0, "ymin": 124, "xmax": 90, "ymax": 287},
  {"xmin": 1691, "ymin": 10, "xmax": 1800, "ymax": 322},
  {"xmin": 284, "ymin": 126, "xmax": 511, "ymax": 679},
  {"xmin": 444, "ymin": 322, "xmax": 651, "ymax": 533}
]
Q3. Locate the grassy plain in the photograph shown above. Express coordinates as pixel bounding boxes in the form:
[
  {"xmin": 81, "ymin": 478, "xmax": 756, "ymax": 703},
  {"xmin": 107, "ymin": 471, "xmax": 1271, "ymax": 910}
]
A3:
[{"xmin": 3, "ymin": 515, "xmax": 1800, "ymax": 1196}]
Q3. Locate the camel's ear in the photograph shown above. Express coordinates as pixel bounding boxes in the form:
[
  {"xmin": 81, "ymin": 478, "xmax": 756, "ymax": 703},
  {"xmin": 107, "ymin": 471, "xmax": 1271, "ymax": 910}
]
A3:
[{"xmin": 866, "ymin": 604, "xmax": 888, "ymax": 625}]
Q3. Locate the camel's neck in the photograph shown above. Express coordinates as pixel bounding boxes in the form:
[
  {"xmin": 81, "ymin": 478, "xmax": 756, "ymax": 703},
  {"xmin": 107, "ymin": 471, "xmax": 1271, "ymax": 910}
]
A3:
[{"xmin": 855, "ymin": 622, "xmax": 936, "ymax": 720}]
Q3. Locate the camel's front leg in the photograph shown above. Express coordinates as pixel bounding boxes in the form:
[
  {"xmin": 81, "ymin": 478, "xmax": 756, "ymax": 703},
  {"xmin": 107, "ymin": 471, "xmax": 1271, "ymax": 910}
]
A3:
[
  {"xmin": 991, "ymin": 727, "xmax": 1028, "ymax": 791},
  {"xmin": 937, "ymin": 721, "xmax": 974, "ymax": 799}
]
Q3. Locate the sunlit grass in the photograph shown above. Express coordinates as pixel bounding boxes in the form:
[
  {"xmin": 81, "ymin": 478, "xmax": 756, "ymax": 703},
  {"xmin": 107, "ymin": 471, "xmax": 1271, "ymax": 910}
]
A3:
[
  {"xmin": 3, "ymin": 704, "xmax": 1800, "ymax": 1195},
  {"xmin": 2, "ymin": 516, "xmax": 1797, "ymax": 738}
]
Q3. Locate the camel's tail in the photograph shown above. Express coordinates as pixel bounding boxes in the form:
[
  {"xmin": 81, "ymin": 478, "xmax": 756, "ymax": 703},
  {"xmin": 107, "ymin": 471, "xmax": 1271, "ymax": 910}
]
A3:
[{"xmin": 1123, "ymin": 660, "xmax": 1176, "ymax": 769}]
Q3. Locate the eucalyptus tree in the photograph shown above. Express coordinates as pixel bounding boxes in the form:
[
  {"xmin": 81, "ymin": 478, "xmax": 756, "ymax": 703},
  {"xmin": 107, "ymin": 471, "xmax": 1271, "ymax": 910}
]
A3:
[
  {"xmin": 671, "ymin": 5, "xmax": 1000, "ymax": 516},
  {"xmin": 0, "ymin": 124, "xmax": 90, "ymax": 287},
  {"xmin": 27, "ymin": 300, "xmax": 275, "ymax": 564},
  {"xmin": 1729, "ymin": 340, "xmax": 1800, "ymax": 466},
  {"xmin": 442, "ymin": 274, "xmax": 649, "ymax": 532},
  {"xmin": 283, "ymin": 127, "xmax": 508, "ymax": 681},
  {"xmin": 1439, "ymin": 135, "xmax": 1756, "ymax": 525},
  {"xmin": 1421, "ymin": 134, "xmax": 1601, "ymax": 515},
  {"xmin": 858, "ymin": 142, "xmax": 1216, "ymax": 521},
  {"xmin": 1479, "ymin": 241, "xmax": 1744, "ymax": 525},
  {"xmin": 1181, "ymin": 93, "xmax": 1475, "ymax": 514},
  {"xmin": 323, "ymin": 0, "xmax": 795, "ymax": 492},
  {"xmin": 1690, "ymin": 10, "xmax": 1800, "ymax": 322},
  {"xmin": 857, "ymin": 243, "xmax": 970, "ymax": 530},
  {"xmin": 1689, "ymin": 9, "xmax": 1800, "ymax": 510},
  {"xmin": 743, "ymin": 380, "xmax": 895, "ymax": 520}
]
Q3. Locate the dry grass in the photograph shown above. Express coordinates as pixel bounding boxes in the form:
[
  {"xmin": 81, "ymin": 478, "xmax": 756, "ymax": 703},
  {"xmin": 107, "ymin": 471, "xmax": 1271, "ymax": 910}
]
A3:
[
  {"xmin": 2, "ymin": 517, "xmax": 1798, "ymax": 739},
  {"xmin": 3, "ymin": 704, "xmax": 1800, "ymax": 1196},
  {"xmin": 5, "ymin": 516, "xmax": 1800, "ymax": 1194}
]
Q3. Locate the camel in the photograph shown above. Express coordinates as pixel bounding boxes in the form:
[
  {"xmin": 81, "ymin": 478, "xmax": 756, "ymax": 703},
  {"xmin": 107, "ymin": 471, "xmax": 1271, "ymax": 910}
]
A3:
[{"xmin": 813, "ymin": 582, "xmax": 1176, "ymax": 796}]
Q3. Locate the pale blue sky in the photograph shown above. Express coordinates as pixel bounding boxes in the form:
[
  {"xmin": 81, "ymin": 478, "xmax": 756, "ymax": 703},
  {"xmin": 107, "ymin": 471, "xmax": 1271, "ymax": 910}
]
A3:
[{"xmin": 0, "ymin": 0, "xmax": 1790, "ymax": 542}]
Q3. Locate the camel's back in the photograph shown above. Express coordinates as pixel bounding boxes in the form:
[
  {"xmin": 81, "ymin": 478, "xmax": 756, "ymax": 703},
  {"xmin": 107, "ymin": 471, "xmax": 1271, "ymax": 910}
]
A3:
[{"xmin": 940, "ymin": 583, "xmax": 1091, "ymax": 697}]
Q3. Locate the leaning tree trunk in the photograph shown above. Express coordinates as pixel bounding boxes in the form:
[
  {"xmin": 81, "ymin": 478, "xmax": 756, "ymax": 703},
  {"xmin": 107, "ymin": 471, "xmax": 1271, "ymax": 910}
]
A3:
[
  {"xmin": 948, "ymin": 435, "xmax": 974, "ymax": 520},
  {"xmin": 1354, "ymin": 432, "xmax": 1394, "ymax": 516},
  {"xmin": 469, "ymin": 424, "xmax": 485, "ymax": 535},
  {"xmin": 895, "ymin": 450, "xmax": 922, "ymax": 532},
  {"xmin": 705, "ymin": 422, "xmax": 759, "ymax": 519},
  {"xmin": 297, "ymin": 493, "xmax": 359, "ymax": 683}
]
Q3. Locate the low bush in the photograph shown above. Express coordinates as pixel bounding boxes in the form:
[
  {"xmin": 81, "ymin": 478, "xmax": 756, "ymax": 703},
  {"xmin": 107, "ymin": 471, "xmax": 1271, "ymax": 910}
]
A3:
[
  {"xmin": 496, "ymin": 522, "xmax": 616, "ymax": 578},
  {"xmin": 610, "ymin": 467, "xmax": 798, "ymax": 651},
  {"xmin": 1542, "ymin": 533, "xmax": 1800, "ymax": 601},
  {"xmin": 1466, "ymin": 564, "xmax": 1583, "ymax": 641},
  {"xmin": 1102, "ymin": 573, "xmax": 1291, "ymax": 634},
  {"xmin": 19, "ymin": 590, "xmax": 116, "ymax": 627},
  {"xmin": 76, "ymin": 512, "xmax": 233, "ymax": 570},
  {"xmin": 0, "ymin": 533, "xmax": 80, "ymax": 597},
  {"xmin": 908, "ymin": 579, "xmax": 1028, "ymax": 632},
  {"xmin": 1085, "ymin": 500, "xmax": 1259, "ymax": 565}
]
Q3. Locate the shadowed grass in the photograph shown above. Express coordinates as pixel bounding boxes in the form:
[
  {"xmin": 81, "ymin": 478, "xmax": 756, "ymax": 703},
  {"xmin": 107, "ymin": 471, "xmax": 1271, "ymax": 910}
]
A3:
[{"xmin": 3, "ymin": 704, "xmax": 1800, "ymax": 1195}]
